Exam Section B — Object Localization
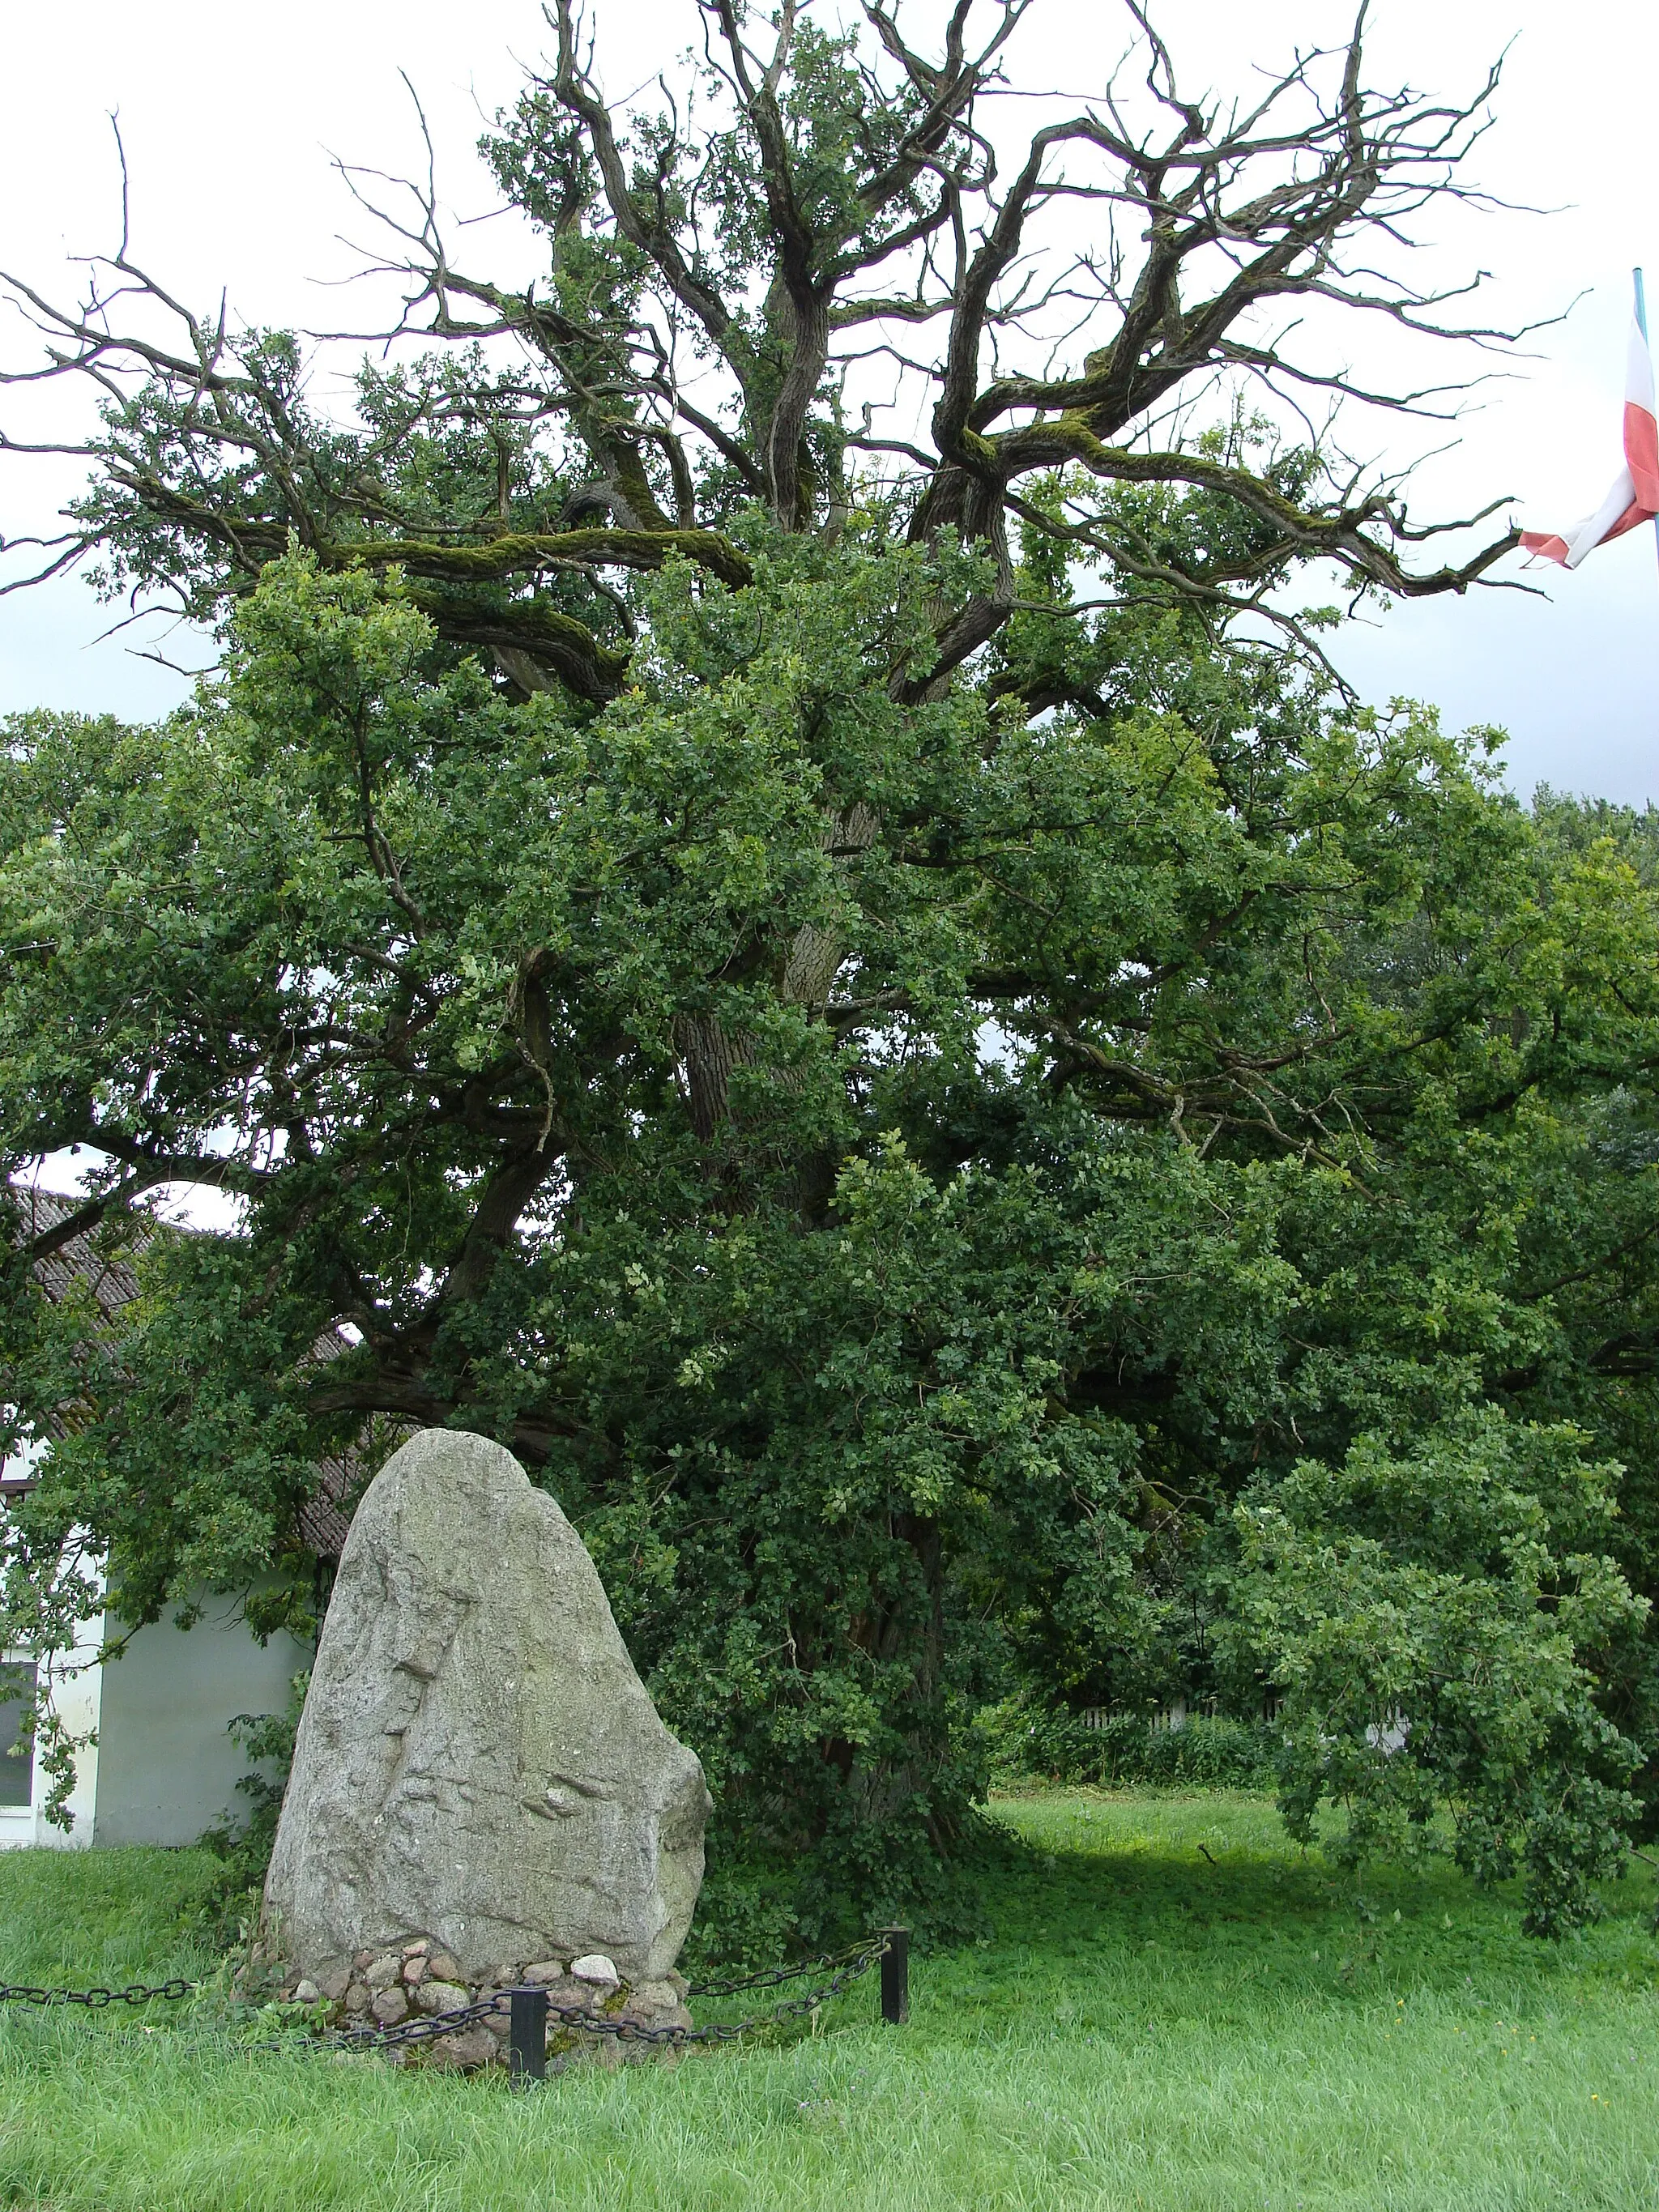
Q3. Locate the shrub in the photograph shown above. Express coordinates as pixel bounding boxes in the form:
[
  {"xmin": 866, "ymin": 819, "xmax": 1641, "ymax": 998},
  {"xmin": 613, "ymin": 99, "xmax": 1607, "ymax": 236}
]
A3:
[{"xmin": 976, "ymin": 1698, "xmax": 1276, "ymax": 1791}]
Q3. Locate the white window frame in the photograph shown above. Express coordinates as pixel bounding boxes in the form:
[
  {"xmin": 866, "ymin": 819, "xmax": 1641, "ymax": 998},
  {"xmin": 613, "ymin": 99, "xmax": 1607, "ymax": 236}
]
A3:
[
  {"xmin": 0, "ymin": 1633, "xmax": 104, "ymax": 1849},
  {"xmin": 0, "ymin": 1485, "xmax": 104, "ymax": 1850},
  {"xmin": 0, "ymin": 1651, "xmax": 39, "ymax": 1839}
]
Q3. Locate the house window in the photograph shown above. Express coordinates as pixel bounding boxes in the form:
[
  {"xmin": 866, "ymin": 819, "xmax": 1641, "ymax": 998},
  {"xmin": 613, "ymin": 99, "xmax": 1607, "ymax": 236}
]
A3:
[{"xmin": 0, "ymin": 1663, "xmax": 36, "ymax": 1808}]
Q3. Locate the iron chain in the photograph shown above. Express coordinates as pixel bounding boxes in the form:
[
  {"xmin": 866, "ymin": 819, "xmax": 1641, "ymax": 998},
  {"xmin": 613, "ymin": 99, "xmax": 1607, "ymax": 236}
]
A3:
[
  {"xmin": 1, "ymin": 1937, "xmax": 891, "ymax": 2057},
  {"xmin": 665, "ymin": 1936, "xmax": 889, "ymax": 2047},
  {"xmin": 0, "ymin": 1978, "xmax": 194, "ymax": 2009},
  {"xmin": 687, "ymin": 1939, "xmax": 881, "ymax": 2000},
  {"xmin": 327, "ymin": 1994, "xmax": 509, "ymax": 2053}
]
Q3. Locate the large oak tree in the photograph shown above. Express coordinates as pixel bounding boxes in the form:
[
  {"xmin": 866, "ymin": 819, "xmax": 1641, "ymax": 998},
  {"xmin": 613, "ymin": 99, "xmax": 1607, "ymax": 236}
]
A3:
[{"xmin": 3, "ymin": 2, "xmax": 1657, "ymax": 1943}]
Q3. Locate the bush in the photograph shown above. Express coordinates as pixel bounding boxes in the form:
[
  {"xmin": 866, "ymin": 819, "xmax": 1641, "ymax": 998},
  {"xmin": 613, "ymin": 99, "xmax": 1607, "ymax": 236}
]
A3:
[
  {"xmin": 194, "ymin": 1673, "xmax": 308, "ymax": 1946},
  {"xmin": 976, "ymin": 1698, "xmax": 1276, "ymax": 1790}
]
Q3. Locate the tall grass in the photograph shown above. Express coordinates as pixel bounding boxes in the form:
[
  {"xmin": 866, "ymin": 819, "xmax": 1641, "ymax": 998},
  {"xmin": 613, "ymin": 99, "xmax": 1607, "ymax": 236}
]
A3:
[{"xmin": 2, "ymin": 1792, "xmax": 1657, "ymax": 2210}]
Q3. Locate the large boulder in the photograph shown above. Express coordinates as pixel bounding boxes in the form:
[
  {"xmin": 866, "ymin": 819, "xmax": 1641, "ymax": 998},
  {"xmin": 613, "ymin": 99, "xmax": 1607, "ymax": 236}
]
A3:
[{"xmin": 263, "ymin": 1430, "xmax": 710, "ymax": 1988}]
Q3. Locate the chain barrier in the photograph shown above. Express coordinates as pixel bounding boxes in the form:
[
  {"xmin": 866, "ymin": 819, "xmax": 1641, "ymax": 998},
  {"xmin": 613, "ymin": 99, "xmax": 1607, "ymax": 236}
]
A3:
[
  {"xmin": 588, "ymin": 1933, "xmax": 888, "ymax": 2049},
  {"xmin": 687, "ymin": 1940, "xmax": 879, "ymax": 2000},
  {"xmin": 0, "ymin": 1978, "xmax": 194, "ymax": 2009},
  {"xmin": 0, "ymin": 1936, "xmax": 894, "ymax": 2064},
  {"xmin": 319, "ymin": 1934, "xmax": 891, "ymax": 2058},
  {"xmin": 322, "ymin": 1994, "xmax": 509, "ymax": 2056}
]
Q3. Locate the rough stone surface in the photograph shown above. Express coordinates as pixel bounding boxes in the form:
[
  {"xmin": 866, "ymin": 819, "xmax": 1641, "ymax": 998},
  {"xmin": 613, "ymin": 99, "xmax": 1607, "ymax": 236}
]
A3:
[
  {"xmin": 429, "ymin": 2026, "xmax": 498, "ymax": 2070},
  {"xmin": 263, "ymin": 1428, "xmax": 710, "ymax": 1989},
  {"xmin": 416, "ymin": 1980, "xmax": 470, "ymax": 2015}
]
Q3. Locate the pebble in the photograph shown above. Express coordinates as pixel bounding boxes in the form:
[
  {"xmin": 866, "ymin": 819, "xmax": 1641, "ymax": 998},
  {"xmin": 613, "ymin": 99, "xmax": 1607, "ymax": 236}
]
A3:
[
  {"xmin": 263, "ymin": 1941, "xmax": 689, "ymax": 2076},
  {"xmin": 416, "ymin": 1980, "xmax": 471, "ymax": 2016},
  {"xmin": 431, "ymin": 2027, "xmax": 498, "ymax": 2069},
  {"xmin": 570, "ymin": 1954, "xmax": 621, "ymax": 1986},
  {"xmin": 633, "ymin": 1979, "xmax": 686, "ymax": 2014}
]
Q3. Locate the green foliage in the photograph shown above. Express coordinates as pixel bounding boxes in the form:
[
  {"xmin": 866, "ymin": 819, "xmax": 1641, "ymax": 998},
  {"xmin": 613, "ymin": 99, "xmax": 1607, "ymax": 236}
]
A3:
[
  {"xmin": 1229, "ymin": 1418, "xmax": 1645, "ymax": 1937},
  {"xmin": 195, "ymin": 1673, "xmax": 310, "ymax": 1947},
  {"xmin": 3, "ymin": 524, "xmax": 1659, "ymax": 1937},
  {"xmin": 975, "ymin": 1700, "xmax": 1277, "ymax": 1790},
  {"xmin": 7, "ymin": 2, "xmax": 1658, "ymax": 1962}
]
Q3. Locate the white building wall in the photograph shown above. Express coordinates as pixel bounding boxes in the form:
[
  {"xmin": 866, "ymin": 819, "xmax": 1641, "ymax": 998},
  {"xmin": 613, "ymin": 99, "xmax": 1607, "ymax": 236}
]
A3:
[
  {"xmin": 92, "ymin": 1596, "xmax": 310, "ymax": 1846},
  {"xmin": 1, "ymin": 1576, "xmax": 310, "ymax": 1853},
  {"xmin": 2, "ymin": 1442, "xmax": 312, "ymax": 1850}
]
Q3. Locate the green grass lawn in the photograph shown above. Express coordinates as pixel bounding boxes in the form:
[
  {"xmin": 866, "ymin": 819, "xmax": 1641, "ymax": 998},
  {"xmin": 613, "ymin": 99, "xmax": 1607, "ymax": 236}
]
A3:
[{"xmin": 3, "ymin": 1789, "xmax": 1658, "ymax": 2210}]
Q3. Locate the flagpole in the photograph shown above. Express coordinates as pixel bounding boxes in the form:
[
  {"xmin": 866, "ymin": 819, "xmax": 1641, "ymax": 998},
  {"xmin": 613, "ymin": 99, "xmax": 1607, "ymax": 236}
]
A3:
[{"xmin": 1636, "ymin": 267, "xmax": 1659, "ymax": 579}]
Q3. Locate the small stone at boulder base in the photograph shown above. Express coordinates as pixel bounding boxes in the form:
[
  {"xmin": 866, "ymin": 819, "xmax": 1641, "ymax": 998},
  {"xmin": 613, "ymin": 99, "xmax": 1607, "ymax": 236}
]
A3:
[
  {"xmin": 365, "ymin": 1954, "xmax": 403, "ymax": 1990},
  {"xmin": 432, "ymin": 2027, "xmax": 498, "ymax": 2069},
  {"xmin": 292, "ymin": 1979, "xmax": 321, "ymax": 2005},
  {"xmin": 262, "ymin": 1429, "xmax": 710, "ymax": 1989},
  {"xmin": 634, "ymin": 1979, "xmax": 688, "ymax": 2014},
  {"xmin": 416, "ymin": 1980, "xmax": 470, "ymax": 2016},
  {"xmin": 343, "ymin": 1984, "xmax": 372, "ymax": 2015},
  {"xmin": 371, "ymin": 1988, "xmax": 409, "ymax": 2026},
  {"xmin": 571, "ymin": 1954, "xmax": 621, "ymax": 1985},
  {"xmin": 523, "ymin": 1959, "xmax": 569, "ymax": 1984},
  {"xmin": 318, "ymin": 1967, "xmax": 352, "ymax": 2004},
  {"xmin": 402, "ymin": 1939, "xmax": 429, "ymax": 1958},
  {"xmin": 403, "ymin": 1957, "xmax": 429, "ymax": 1987}
]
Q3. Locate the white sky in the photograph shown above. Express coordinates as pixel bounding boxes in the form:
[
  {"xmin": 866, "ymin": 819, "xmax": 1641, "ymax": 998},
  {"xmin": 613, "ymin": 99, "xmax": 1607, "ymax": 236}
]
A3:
[{"xmin": 2, "ymin": 0, "xmax": 1657, "ymax": 804}]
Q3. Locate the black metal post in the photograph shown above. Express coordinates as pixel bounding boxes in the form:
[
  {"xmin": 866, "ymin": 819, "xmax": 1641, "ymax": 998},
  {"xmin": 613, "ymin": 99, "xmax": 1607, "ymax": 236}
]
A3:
[
  {"xmin": 509, "ymin": 1984, "xmax": 549, "ymax": 2085},
  {"xmin": 879, "ymin": 1927, "xmax": 910, "ymax": 2025}
]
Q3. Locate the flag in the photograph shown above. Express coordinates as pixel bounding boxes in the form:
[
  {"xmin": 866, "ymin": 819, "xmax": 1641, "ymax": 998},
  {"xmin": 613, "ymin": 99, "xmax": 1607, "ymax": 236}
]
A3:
[{"xmin": 1521, "ymin": 313, "xmax": 1659, "ymax": 568}]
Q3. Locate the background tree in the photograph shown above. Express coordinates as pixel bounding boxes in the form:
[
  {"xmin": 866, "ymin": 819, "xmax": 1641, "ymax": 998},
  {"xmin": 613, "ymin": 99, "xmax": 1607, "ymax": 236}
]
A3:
[{"xmin": 2, "ymin": 2, "xmax": 1655, "ymax": 1946}]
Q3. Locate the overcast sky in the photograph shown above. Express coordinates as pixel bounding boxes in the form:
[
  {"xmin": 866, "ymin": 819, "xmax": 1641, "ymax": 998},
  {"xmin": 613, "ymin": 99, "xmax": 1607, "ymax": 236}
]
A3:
[{"xmin": 2, "ymin": 0, "xmax": 1656, "ymax": 803}]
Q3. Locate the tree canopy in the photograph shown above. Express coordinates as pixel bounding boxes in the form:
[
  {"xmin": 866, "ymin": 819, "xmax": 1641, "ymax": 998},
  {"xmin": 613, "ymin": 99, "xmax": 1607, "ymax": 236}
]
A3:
[{"xmin": 2, "ymin": 2, "xmax": 1657, "ymax": 1945}]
